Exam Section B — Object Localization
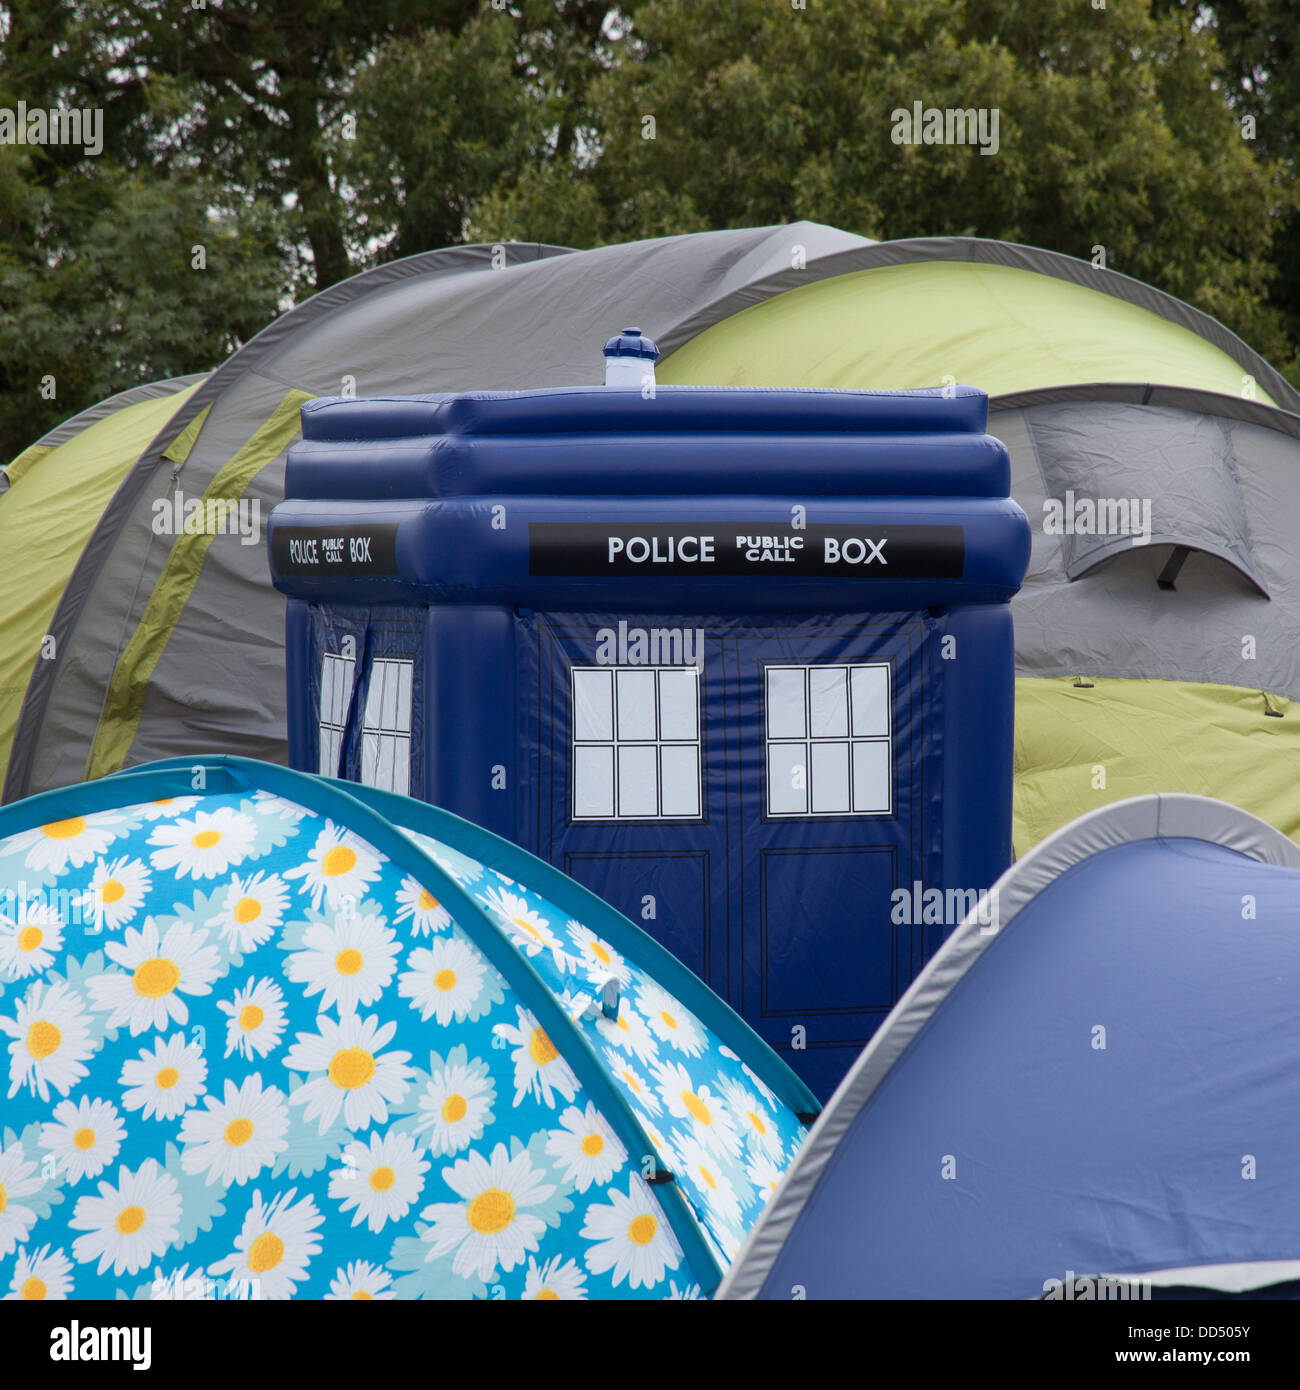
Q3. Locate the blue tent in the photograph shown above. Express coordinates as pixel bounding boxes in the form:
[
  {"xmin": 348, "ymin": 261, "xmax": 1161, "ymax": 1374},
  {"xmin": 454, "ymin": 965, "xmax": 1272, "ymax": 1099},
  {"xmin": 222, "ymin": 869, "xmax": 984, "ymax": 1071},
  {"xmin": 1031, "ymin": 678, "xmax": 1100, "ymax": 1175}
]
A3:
[
  {"xmin": 0, "ymin": 756, "xmax": 816, "ymax": 1300},
  {"xmin": 720, "ymin": 794, "xmax": 1300, "ymax": 1300}
]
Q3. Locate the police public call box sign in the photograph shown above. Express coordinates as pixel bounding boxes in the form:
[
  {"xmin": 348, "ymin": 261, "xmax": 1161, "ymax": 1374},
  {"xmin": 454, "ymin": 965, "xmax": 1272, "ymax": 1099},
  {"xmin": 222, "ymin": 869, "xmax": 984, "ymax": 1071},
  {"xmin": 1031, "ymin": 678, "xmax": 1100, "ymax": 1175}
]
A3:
[
  {"xmin": 271, "ymin": 523, "xmax": 399, "ymax": 577},
  {"xmin": 528, "ymin": 521, "xmax": 965, "ymax": 577}
]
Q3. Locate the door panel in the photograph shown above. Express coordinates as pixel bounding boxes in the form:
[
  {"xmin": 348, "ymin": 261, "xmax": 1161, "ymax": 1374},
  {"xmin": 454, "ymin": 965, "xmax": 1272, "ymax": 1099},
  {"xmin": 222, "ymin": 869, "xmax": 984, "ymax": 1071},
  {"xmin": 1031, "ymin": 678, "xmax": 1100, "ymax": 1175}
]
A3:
[{"xmin": 532, "ymin": 612, "xmax": 935, "ymax": 1100}]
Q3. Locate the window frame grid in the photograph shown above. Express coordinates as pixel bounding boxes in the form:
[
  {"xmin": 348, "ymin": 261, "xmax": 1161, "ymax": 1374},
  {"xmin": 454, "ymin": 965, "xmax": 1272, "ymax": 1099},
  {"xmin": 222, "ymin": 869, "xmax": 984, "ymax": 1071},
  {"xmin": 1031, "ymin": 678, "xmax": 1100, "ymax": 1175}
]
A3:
[
  {"xmin": 571, "ymin": 664, "xmax": 703, "ymax": 822},
  {"xmin": 317, "ymin": 651, "xmax": 357, "ymax": 778},
  {"xmin": 764, "ymin": 661, "xmax": 893, "ymax": 819}
]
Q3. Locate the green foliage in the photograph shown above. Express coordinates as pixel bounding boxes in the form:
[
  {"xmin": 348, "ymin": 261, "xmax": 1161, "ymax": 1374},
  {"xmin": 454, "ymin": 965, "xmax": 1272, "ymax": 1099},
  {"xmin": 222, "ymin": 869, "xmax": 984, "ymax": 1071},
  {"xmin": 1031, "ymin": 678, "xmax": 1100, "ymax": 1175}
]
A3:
[
  {"xmin": 469, "ymin": 0, "xmax": 1297, "ymax": 381},
  {"xmin": 1, "ymin": 0, "xmax": 1298, "ymax": 465}
]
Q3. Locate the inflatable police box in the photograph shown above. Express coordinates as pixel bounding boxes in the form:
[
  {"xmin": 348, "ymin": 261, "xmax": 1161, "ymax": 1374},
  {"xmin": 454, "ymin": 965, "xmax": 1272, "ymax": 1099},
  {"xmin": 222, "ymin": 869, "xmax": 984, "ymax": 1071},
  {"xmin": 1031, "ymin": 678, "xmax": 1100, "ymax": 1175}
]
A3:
[{"xmin": 269, "ymin": 345, "xmax": 1029, "ymax": 1099}]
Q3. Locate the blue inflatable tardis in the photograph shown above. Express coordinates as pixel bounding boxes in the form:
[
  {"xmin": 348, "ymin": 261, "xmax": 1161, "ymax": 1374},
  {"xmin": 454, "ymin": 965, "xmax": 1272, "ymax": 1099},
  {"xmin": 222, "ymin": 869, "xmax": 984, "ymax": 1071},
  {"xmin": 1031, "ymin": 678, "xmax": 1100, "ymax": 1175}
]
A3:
[{"xmin": 268, "ymin": 381, "xmax": 1030, "ymax": 1098}]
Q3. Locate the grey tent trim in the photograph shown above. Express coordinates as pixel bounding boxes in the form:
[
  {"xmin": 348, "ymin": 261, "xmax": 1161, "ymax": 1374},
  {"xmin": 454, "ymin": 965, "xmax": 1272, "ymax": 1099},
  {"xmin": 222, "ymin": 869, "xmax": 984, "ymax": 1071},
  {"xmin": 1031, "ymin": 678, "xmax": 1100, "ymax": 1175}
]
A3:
[
  {"xmin": 5, "ymin": 373, "xmax": 208, "ymax": 463},
  {"xmin": 717, "ymin": 793, "xmax": 1300, "ymax": 1300},
  {"xmin": 1, "ymin": 374, "xmax": 207, "ymax": 494},
  {"xmin": 991, "ymin": 383, "xmax": 1300, "ymax": 438},
  {"xmin": 2, "ymin": 241, "xmax": 570, "ymax": 801},
  {"xmin": 659, "ymin": 237, "xmax": 1300, "ymax": 416}
]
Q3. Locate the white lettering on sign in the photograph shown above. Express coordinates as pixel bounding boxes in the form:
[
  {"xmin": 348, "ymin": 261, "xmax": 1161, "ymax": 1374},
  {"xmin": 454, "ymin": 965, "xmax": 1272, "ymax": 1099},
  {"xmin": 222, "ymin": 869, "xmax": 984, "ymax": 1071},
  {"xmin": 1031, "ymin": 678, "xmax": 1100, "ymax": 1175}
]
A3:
[
  {"xmin": 824, "ymin": 536, "xmax": 888, "ymax": 565},
  {"xmin": 607, "ymin": 534, "xmax": 716, "ymax": 564},
  {"xmin": 734, "ymin": 534, "xmax": 805, "ymax": 563},
  {"xmin": 289, "ymin": 537, "xmax": 319, "ymax": 564}
]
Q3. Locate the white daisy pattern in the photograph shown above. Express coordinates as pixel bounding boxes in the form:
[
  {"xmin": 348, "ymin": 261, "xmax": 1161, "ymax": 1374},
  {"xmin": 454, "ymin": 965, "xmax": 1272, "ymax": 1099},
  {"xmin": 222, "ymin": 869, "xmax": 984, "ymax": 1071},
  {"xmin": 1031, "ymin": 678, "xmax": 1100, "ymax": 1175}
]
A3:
[
  {"xmin": 77, "ymin": 856, "xmax": 151, "ymax": 934},
  {"xmin": 87, "ymin": 918, "xmax": 221, "ymax": 1035},
  {"xmin": 636, "ymin": 982, "xmax": 706, "ymax": 1058},
  {"xmin": 494, "ymin": 1006, "xmax": 579, "ymax": 1110},
  {"xmin": 522, "ymin": 1253, "xmax": 588, "ymax": 1300},
  {"xmin": 0, "ymin": 1139, "xmax": 44, "ymax": 1257},
  {"xmin": 326, "ymin": 1259, "xmax": 395, "ymax": 1300},
  {"xmin": 565, "ymin": 921, "xmax": 631, "ymax": 988},
  {"xmin": 328, "ymin": 1128, "xmax": 428, "ymax": 1233},
  {"xmin": 206, "ymin": 871, "xmax": 290, "ymax": 955},
  {"xmin": 68, "ymin": 1159, "xmax": 183, "ymax": 1277},
  {"xmin": 179, "ymin": 1075, "xmax": 291, "ymax": 1187},
  {"xmin": 1, "ymin": 979, "xmax": 97, "ymax": 1102},
  {"xmin": 3, "ymin": 812, "xmax": 123, "ymax": 875},
  {"xmin": 283, "ymin": 821, "xmax": 382, "ymax": 911},
  {"xmin": 283, "ymin": 1012, "xmax": 413, "ymax": 1134},
  {"xmin": 412, "ymin": 1050, "xmax": 496, "ymax": 1156},
  {"xmin": 217, "ymin": 977, "xmax": 287, "ymax": 1060},
  {"xmin": 39, "ymin": 1096, "xmax": 126, "ymax": 1184},
  {"xmin": 545, "ymin": 1103, "xmax": 627, "ymax": 1193},
  {"xmin": 393, "ymin": 877, "xmax": 452, "ymax": 937},
  {"xmin": 480, "ymin": 885, "xmax": 571, "ymax": 970},
  {"xmin": 285, "ymin": 910, "xmax": 400, "ymax": 1016},
  {"xmin": 148, "ymin": 806, "xmax": 257, "ymax": 880},
  {"xmin": 419, "ymin": 1142, "xmax": 557, "ymax": 1283},
  {"xmin": 5, "ymin": 1243, "xmax": 73, "ymax": 1300},
  {"xmin": 397, "ymin": 932, "xmax": 492, "ymax": 1025},
  {"xmin": 208, "ymin": 1188, "xmax": 324, "ymax": 1301},
  {"xmin": 0, "ymin": 902, "xmax": 63, "ymax": 979},
  {"xmin": 0, "ymin": 780, "xmax": 813, "ymax": 1297},
  {"xmin": 581, "ymin": 1177, "xmax": 682, "ymax": 1290},
  {"xmin": 118, "ymin": 1032, "xmax": 208, "ymax": 1121}
]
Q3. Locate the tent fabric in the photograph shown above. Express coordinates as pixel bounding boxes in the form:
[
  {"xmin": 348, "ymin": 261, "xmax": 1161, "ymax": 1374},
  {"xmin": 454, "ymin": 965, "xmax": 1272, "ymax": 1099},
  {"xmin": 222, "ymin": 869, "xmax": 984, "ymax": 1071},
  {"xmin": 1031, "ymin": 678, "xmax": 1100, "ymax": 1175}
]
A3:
[
  {"xmin": 0, "ymin": 380, "xmax": 204, "ymax": 792},
  {"xmin": 0, "ymin": 756, "xmax": 816, "ymax": 1299},
  {"xmin": 719, "ymin": 793, "xmax": 1300, "ymax": 1300},
  {"xmin": 2, "ymin": 374, "xmax": 206, "ymax": 486},
  {"xmin": 86, "ymin": 390, "xmax": 315, "ymax": 780},
  {"xmin": 661, "ymin": 260, "xmax": 1280, "ymax": 404},
  {"xmin": 5, "ymin": 220, "xmax": 1300, "ymax": 881},
  {"xmin": 1013, "ymin": 676, "xmax": 1300, "ymax": 856}
]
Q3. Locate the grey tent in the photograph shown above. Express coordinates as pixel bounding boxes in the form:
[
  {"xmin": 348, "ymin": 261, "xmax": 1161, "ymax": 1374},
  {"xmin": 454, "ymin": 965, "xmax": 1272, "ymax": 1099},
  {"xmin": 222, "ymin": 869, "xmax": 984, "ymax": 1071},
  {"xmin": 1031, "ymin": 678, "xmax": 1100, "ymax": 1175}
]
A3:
[{"xmin": 5, "ymin": 222, "xmax": 1300, "ymax": 864}]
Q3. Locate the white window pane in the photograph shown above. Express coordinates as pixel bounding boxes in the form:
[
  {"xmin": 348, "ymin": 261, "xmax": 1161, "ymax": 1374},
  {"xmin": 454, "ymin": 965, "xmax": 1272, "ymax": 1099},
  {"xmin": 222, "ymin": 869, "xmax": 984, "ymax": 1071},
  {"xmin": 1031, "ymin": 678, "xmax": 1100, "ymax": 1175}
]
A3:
[
  {"xmin": 381, "ymin": 663, "xmax": 400, "ymax": 730},
  {"xmin": 768, "ymin": 743, "xmax": 808, "ymax": 815},
  {"xmin": 660, "ymin": 744, "xmax": 701, "ymax": 817},
  {"xmin": 335, "ymin": 657, "xmax": 355, "ymax": 725},
  {"xmin": 318, "ymin": 727, "xmax": 338, "ymax": 777},
  {"xmin": 809, "ymin": 667, "xmax": 849, "ymax": 738},
  {"xmin": 616, "ymin": 669, "xmax": 657, "ymax": 740},
  {"xmin": 767, "ymin": 668, "xmax": 806, "ymax": 739},
  {"xmin": 658, "ymin": 669, "xmax": 699, "ymax": 740},
  {"xmin": 851, "ymin": 665, "xmax": 890, "ymax": 738},
  {"xmin": 363, "ymin": 663, "xmax": 387, "ymax": 731},
  {"xmin": 617, "ymin": 744, "xmax": 658, "ymax": 817},
  {"xmin": 361, "ymin": 730, "xmax": 382, "ymax": 787},
  {"xmin": 573, "ymin": 668, "xmax": 613, "ymax": 741},
  {"xmin": 320, "ymin": 658, "xmax": 337, "ymax": 725},
  {"xmin": 852, "ymin": 740, "xmax": 891, "ymax": 812},
  {"xmin": 390, "ymin": 736, "xmax": 410, "ymax": 796},
  {"xmin": 574, "ymin": 745, "xmax": 615, "ymax": 818},
  {"xmin": 811, "ymin": 741, "xmax": 851, "ymax": 813},
  {"xmin": 395, "ymin": 662, "xmax": 412, "ymax": 734}
]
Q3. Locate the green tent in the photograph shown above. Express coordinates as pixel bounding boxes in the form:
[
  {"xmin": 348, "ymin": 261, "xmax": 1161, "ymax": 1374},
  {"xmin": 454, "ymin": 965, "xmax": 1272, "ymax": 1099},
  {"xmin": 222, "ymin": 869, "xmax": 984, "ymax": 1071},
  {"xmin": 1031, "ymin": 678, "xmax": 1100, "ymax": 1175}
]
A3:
[{"xmin": 5, "ymin": 224, "xmax": 1298, "ymax": 861}]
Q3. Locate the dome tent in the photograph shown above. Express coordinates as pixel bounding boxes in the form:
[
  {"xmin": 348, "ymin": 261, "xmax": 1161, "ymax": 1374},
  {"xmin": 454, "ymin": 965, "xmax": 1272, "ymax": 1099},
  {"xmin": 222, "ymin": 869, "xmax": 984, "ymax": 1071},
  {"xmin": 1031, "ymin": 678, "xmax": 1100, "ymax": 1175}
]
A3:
[
  {"xmin": 718, "ymin": 794, "xmax": 1300, "ymax": 1301},
  {"xmin": 0, "ymin": 374, "xmax": 205, "ymax": 797},
  {"xmin": 0, "ymin": 755, "xmax": 816, "ymax": 1300},
  {"xmin": 7, "ymin": 224, "xmax": 1300, "ymax": 863}
]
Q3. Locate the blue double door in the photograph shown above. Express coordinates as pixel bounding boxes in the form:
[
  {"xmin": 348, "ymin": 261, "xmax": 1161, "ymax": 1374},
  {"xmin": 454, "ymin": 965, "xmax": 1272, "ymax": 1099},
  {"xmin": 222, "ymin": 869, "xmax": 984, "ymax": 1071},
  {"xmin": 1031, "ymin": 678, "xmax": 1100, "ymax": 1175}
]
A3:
[{"xmin": 531, "ymin": 614, "xmax": 935, "ymax": 1100}]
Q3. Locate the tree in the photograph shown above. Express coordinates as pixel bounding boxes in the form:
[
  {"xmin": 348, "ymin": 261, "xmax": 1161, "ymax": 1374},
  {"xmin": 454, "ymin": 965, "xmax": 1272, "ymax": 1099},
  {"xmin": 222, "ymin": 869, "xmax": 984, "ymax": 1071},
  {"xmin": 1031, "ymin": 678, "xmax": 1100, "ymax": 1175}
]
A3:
[{"xmin": 469, "ymin": 0, "xmax": 1298, "ymax": 379}]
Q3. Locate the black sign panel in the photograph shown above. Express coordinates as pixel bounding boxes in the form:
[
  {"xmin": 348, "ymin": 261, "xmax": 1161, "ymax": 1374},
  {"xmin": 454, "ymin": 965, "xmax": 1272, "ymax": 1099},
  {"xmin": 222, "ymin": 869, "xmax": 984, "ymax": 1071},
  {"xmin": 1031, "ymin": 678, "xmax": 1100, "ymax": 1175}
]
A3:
[
  {"xmin": 271, "ymin": 523, "xmax": 400, "ymax": 577},
  {"xmin": 529, "ymin": 522, "xmax": 964, "ymax": 578}
]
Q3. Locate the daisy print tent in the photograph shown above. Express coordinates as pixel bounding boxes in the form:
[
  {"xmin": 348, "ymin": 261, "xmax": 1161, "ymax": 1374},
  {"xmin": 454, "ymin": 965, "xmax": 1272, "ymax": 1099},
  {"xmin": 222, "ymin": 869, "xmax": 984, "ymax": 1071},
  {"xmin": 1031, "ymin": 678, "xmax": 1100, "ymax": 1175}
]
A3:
[{"xmin": 0, "ymin": 756, "xmax": 817, "ymax": 1301}]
